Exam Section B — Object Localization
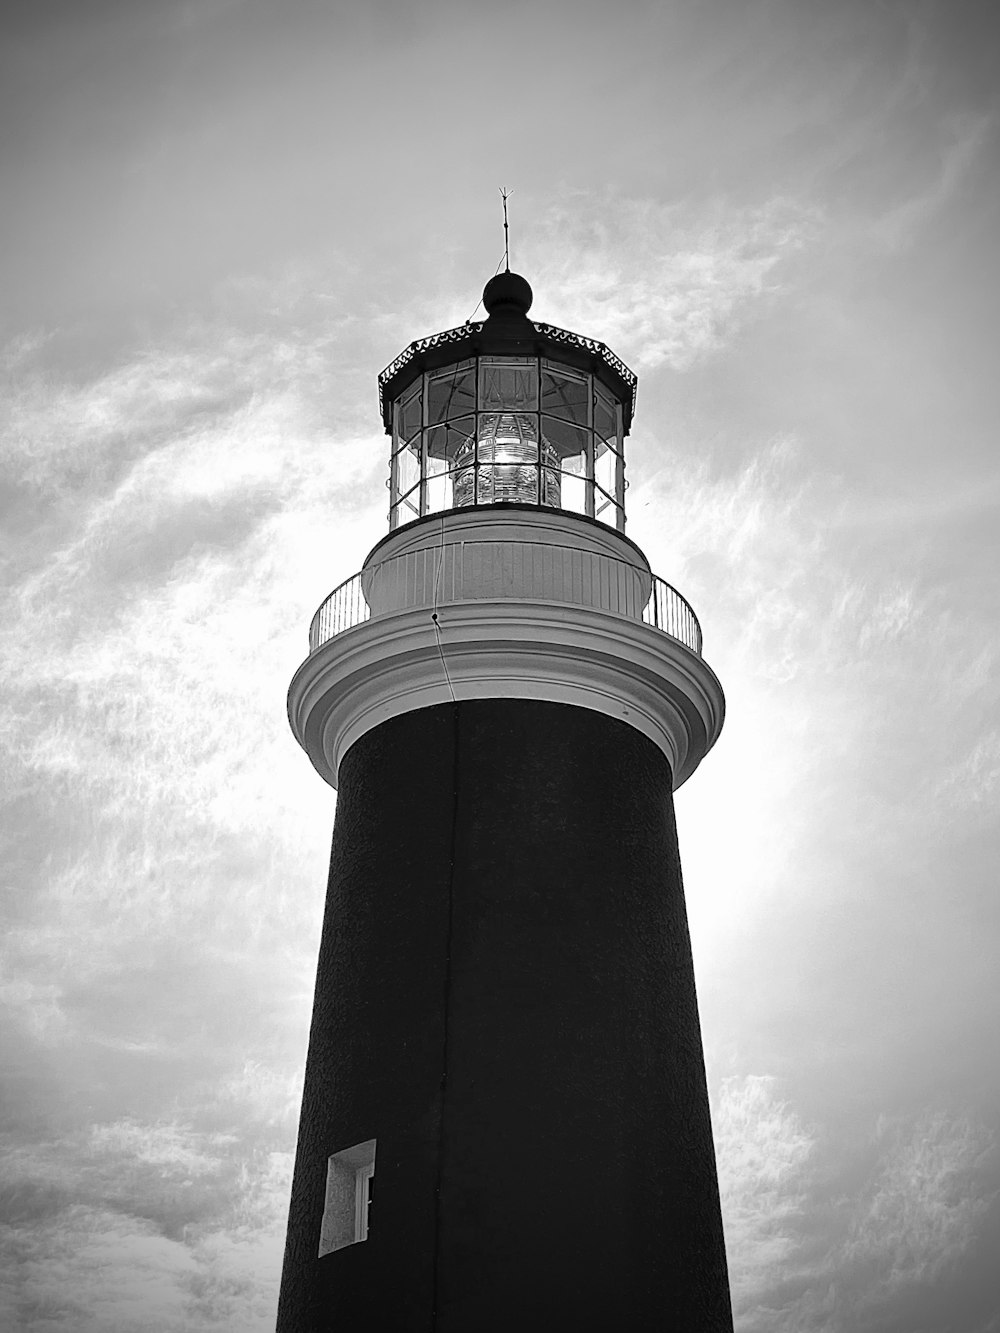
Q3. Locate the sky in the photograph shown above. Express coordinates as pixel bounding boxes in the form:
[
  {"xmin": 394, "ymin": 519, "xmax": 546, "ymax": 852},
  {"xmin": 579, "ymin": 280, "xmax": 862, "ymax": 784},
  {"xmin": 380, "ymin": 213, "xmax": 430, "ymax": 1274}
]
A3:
[{"xmin": 1, "ymin": 0, "xmax": 998, "ymax": 1328}]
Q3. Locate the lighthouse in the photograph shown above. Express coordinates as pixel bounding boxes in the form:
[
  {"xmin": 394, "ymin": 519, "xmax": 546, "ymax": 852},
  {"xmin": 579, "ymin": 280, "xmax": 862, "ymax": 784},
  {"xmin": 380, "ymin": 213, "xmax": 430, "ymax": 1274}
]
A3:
[{"xmin": 277, "ymin": 271, "xmax": 731, "ymax": 1331}]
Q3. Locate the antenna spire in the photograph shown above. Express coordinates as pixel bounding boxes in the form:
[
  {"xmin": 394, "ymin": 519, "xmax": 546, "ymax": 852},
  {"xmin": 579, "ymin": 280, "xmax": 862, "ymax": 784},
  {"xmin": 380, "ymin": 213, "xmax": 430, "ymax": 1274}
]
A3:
[{"xmin": 500, "ymin": 186, "xmax": 512, "ymax": 272}]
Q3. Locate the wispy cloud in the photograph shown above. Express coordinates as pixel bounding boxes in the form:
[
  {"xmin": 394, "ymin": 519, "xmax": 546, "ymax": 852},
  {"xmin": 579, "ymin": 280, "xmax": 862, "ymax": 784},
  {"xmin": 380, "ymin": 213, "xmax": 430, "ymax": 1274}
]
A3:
[
  {"xmin": 0, "ymin": 317, "xmax": 362, "ymax": 1329},
  {"xmin": 872, "ymin": 112, "xmax": 993, "ymax": 251},
  {"xmin": 936, "ymin": 730, "xmax": 1000, "ymax": 813},
  {"xmin": 522, "ymin": 194, "xmax": 816, "ymax": 371},
  {"xmin": 715, "ymin": 1076, "xmax": 816, "ymax": 1308},
  {"xmin": 846, "ymin": 1111, "xmax": 994, "ymax": 1289},
  {"xmin": 0, "ymin": 1114, "xmax": 291, "ymax": 1320},
  {"xmin": 714, "ymin": 1081, "xmax": 996, "ymax": 1333}
]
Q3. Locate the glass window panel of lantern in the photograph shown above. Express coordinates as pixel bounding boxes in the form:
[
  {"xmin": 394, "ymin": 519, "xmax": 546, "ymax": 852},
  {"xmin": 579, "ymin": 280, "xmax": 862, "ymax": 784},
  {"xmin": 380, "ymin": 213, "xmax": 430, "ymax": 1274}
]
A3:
[
  {"xmin": 425, "ymin": 450, "xmax": 450, "ymax": 479},
  {"xmin": 558, "ymin": 471, "xmax": 586, "ymax": 514},
  {"xmin": 479, "ymin": 359, "xmax": 538, "ymax": 412},
  {"xmin": 397, "ymin": 383, "xmax": 423, "ymax": 443},
  {"xmin": 397, "ymin": 482, "xmax": 420, "ymax": 519},
  {"xmin": 556, "ymin": 447, "xmax": 587, "ymax": 515},
  {"xmin": 594, "ymin": 386, "xmax": 620, "ymax": 450},
  {"xmin": 425, "ymin": 467, "xmax": 455, "ymax": 514},
  {"xmin": 395, "ymin": 443, "xmax": 420, "ymax": 497},
  {"xmin": 474, "ymin": 469, "xmax": 498, "ymax": 509},
  {"xmin": 453, "ymin": 458, "xmax": 477, "ymax": 508},
  {"xmin": 595, "ymin": 439, "xmax": 616, "ymax": 495},
  {"xmin": 540, "ymin": 364, "xmax": 590, "ymax": 424},
  {"xmin": 451, "ymin": 433, "xmax": 477, "ymax": 505},
  {"xmin": 595, "ymin": 484, "xmax": 616, "ymax": 518},
  {"xmin": 426, "ymin": 417, "xmax": 475, "ymax": 464},
  {"xmin": 426, "ymin": 362, "xmax": 476, "ymax": 425},
  {"xmin": 540, "ymin": 417, "xmax": 589, "ymax": 464},
  {"xmin": 540, "ymin": 467, "xmax": 561, "ymax": 508}
]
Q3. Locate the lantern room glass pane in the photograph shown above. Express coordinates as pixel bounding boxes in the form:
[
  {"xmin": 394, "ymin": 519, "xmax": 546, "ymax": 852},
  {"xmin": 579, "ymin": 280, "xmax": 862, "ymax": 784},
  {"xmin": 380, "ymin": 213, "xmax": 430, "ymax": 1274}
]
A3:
[
  {"xmin": 595, "ymin": 441, "xmax": 616, "ymax": 496},
  {"xmin": 425, "ymin": 467, "xmax": 456, "ymax": 514},
  {"xmin": 397, "ymin": 483, "xmax": 420, "ymax": 519},
  {"xmin": 479, "ymin": 360, "xmax": 538, "ymax": 411},
  {"xmin": 541, "ymin": 366, "xmax": 589, "ymax": 424},
  {"xmin": 397, "ymin": 445, "xmax": 420, "ymax": 496},
  {"xmin": 595, "ymin": 484, "xmax": 616, "ymax": 517},
  {"xmin": 558, "ymin": 466, "xmax": 587, "ymax": 515},
  {"xmin": 594, "ymin": 387, "xmax": 619, "ymax": 447},
  {"xmin": 426, "ymin": 417, "xmax": 475, "ymax": 462},
  {"xmin": 541, "ymin": 418, "xmax": 587, "ymax": 514},
  {"xmin": 427, "ymin": 362, "xmax": 476, "ymax": 425},
  {"xmin": 398, "ymin": 384, "xmax": 422, "ymax": 443},
  {"xmin": 541, "ymin": 468, "xmax": 560, "ymax": 506},
  {"xmin": 540, "ymin": 416, "xmax": 589, "ymax": 462}
]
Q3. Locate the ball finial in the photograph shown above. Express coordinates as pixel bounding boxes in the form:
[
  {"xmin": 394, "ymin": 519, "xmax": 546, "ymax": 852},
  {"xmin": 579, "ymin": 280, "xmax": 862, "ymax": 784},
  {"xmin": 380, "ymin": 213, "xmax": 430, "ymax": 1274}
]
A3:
[{"xmin": 482, "ymin": 271, "xmax": 533, "ymax": 318}]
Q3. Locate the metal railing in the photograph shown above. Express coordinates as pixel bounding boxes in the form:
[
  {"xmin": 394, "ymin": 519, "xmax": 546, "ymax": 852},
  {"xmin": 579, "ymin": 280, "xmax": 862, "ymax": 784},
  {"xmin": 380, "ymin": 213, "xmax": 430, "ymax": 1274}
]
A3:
[{"xmin": 307, "ymin": 540, "xmax": 702, "ymax": 657}]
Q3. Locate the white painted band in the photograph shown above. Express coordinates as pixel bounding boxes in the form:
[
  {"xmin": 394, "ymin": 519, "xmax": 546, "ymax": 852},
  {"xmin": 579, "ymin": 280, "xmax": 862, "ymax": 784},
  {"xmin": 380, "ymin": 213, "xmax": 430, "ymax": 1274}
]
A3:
[{"xmin": 288, "ymin": 598, "xmax": 724, "ymax": 791}]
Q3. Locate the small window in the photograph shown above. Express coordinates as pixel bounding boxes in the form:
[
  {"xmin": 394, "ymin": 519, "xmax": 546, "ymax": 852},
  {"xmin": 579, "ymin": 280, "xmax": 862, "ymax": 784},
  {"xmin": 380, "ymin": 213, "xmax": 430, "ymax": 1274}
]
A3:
[{"xmin": 318, "ymin": 1139, "xmax": 376, "ymax": 1257}]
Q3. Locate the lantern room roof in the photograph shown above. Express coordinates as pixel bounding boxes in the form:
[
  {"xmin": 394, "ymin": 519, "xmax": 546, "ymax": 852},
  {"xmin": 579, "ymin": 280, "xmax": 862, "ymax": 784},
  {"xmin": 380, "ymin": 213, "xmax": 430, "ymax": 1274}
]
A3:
[{"xmin": 378, "ymin": 272, "xmax": 638, "ymax": 433}]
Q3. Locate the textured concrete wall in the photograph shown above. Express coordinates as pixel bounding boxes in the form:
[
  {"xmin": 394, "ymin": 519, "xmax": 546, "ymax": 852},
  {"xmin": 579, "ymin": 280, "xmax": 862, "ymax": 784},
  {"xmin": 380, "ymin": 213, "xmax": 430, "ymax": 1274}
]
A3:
[{"xmin": 276, "ymin": 699, "xmax": 733, "ymax": 1332}]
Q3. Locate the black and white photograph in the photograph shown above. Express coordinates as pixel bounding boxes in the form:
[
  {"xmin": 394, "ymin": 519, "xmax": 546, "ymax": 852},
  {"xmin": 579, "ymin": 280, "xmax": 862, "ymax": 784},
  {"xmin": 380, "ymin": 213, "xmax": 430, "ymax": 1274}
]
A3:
[{"xmin": 1, "ymin": 1, "xmax": 998, "ymax": 1329}]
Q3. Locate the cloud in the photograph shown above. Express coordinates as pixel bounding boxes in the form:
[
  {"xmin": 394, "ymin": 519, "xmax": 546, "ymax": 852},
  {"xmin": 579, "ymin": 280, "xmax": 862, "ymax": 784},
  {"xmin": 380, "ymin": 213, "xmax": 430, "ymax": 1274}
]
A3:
[
  {"xmin": 1, "ymin": 1197, "xmax": 285, "ymax": 1333},
  {"xmin": 634, "ymin": 427, "xmax": 997, "ymax": 802},
  {"xmin": 845, "ymin": 1111, "xmax": 994, "ymax": 1291},
  {"xmin": 0, "ymin": 316, "xmax": 381, "ymax": 935},
  {"xmin": 4, "ymin": 1206, "xmax": 200, "ymax": 1332},
  {"xmin": 714, "ymin": 1075, "xmax": 816, "ymax": 1308},
  {"xmin": 0, "ymin": 1121, "xmax": 290, "ymax": 1330},
  {"xmin": 871, "ymin": 112, "xmax": 993, "ymax": 251},
  {"xmin": 521, "ymin": 194, "xmax": 816, "ymax": 372},
  {"xmin": 87, "ymin": 1122, "xmax": 234, "ymax": 1178},
  {"xmin": 0, "ymin": 296, "xmax": 401, "ymax": 1326},
  {"xmin": 0, "ymin": 316, "xmax": 360, "ymax": 1333},
  {"xmin": 936, "ymin": 730, "xmax": 1000, "ymax": 814},
  {"xmin": 714, "ymin": 1088, "xmax": 997, "ymax": 1333}
]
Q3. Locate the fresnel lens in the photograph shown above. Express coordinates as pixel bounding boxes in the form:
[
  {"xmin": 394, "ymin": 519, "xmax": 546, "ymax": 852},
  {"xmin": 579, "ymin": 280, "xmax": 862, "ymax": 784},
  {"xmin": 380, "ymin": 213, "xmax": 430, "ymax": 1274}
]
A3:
[{"xmin": 454, "ymin": 413, "xmax": 561, "ymax": 508}]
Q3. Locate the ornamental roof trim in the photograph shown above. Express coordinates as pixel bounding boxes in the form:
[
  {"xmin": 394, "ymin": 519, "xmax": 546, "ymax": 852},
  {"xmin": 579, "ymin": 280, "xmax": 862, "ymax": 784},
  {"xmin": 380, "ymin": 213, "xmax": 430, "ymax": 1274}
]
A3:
[{"xmin": 377, "ymin": 320, "xmax": 638, "ymax": 431}]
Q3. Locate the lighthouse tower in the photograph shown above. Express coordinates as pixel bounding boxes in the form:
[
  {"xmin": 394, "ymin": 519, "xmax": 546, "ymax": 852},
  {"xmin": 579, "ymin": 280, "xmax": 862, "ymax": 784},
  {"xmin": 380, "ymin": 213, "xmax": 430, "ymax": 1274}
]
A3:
[{"xmin": 277, "ymin": 272, "xmax": 731, "ymax": 1331}]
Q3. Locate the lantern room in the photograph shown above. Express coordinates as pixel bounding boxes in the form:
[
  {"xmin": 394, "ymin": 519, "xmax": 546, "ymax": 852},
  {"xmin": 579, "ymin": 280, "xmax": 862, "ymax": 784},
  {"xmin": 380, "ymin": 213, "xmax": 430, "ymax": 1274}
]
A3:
[{"xmin": 378, "ymin": 272, "xmax": 636, "ymax": 532}]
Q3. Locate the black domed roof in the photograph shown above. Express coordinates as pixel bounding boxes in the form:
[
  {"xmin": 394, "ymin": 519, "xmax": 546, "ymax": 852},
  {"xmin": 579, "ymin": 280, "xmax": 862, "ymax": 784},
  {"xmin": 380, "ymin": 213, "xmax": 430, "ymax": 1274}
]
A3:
[{"xmin": 482, "ymin": 271, "xmax": 533, "ymax": 317}]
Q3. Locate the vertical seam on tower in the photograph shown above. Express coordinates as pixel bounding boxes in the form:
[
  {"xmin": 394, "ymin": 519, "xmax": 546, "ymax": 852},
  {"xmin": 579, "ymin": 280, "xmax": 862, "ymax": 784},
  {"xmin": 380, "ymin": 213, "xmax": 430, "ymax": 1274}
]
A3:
[
  {"xmin": 430, "ymin": 699, "xmax": 460, "ymax": 1329},
  {"xmin": 431, "ymin": 512, "xmax": 457, "ymax": 703}
]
